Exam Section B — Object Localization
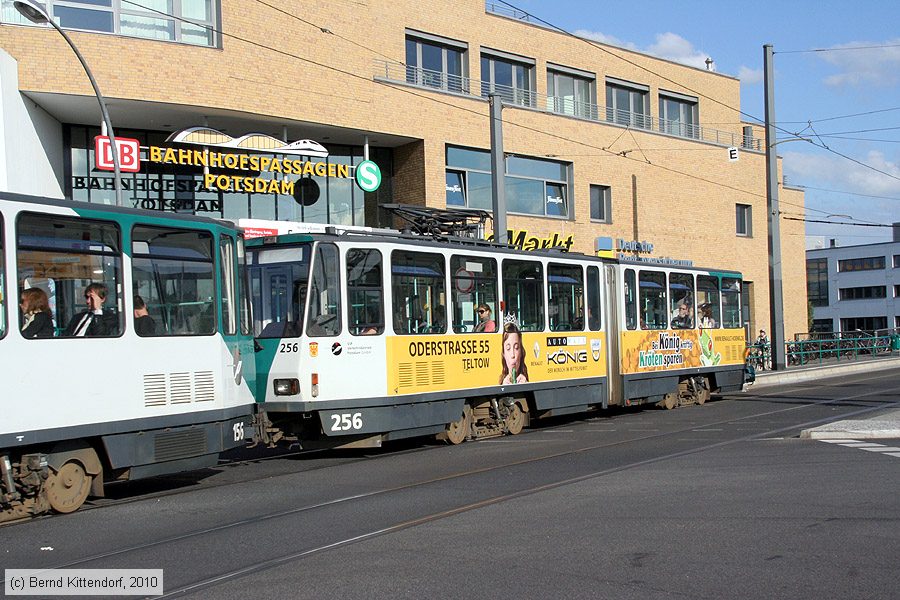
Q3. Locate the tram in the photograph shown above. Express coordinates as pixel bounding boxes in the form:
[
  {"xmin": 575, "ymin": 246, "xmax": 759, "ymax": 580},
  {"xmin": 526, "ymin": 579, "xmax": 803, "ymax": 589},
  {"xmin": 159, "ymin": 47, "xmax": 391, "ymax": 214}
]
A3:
[
  {"xmin": 0, "ymin": 192, "xmax": 257, "ymax": 521},
  {"xmin": 246, "ymin": 221, "xmax": 746, "ymax": 448}
]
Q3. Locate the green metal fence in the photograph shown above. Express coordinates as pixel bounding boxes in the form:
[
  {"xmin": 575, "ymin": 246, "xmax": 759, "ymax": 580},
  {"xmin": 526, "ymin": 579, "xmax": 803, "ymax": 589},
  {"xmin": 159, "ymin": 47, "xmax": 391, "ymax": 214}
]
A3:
[{"xmin": 746, "ymin": 331, "xmax": 899, "ymax": 371}]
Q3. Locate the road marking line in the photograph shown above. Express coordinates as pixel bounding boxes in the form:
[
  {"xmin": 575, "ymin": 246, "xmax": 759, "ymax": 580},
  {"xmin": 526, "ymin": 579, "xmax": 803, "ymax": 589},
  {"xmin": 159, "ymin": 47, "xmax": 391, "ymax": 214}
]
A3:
[{"xmin": 862, "ymin": 446, "xmax": 900, "ymax": 452}]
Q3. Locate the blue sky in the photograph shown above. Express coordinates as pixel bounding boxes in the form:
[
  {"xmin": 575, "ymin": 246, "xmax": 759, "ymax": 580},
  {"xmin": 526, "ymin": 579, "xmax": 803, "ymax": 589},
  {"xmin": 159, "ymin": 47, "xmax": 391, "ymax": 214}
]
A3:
[{"xmin": 509, "ymin": 0, "xmax": 900, "ymax": 247}]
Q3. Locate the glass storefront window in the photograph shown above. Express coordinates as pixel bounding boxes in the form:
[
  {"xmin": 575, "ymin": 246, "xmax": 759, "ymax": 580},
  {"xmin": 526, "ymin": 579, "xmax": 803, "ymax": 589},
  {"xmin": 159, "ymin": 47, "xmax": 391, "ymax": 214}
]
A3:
[{"xmin": 64, "ymin": 127, "xmax": 390, "ymax": 227}]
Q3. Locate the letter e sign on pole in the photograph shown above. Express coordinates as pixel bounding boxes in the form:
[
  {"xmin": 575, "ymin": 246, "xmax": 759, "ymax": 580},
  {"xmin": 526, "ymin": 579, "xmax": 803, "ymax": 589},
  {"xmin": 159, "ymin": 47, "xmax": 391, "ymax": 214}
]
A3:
[{"xmin": 95, "ymin": 136, "xmax": 141, "ymax": 172}]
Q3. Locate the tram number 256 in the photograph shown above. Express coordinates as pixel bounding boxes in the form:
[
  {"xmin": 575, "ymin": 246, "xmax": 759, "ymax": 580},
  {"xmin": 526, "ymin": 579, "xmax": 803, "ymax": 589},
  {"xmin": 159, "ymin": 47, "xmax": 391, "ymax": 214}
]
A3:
[{"xmin": 330, "ymin": 412, "xmax": 363, "ymax": 432}]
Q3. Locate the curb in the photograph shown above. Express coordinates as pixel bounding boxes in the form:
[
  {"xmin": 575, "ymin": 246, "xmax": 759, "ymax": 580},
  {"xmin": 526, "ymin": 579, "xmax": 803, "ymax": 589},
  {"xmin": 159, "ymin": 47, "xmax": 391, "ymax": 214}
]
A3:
[{"xmin": 746, "ymin": 356, "xmax": 900, "ymax": 389}]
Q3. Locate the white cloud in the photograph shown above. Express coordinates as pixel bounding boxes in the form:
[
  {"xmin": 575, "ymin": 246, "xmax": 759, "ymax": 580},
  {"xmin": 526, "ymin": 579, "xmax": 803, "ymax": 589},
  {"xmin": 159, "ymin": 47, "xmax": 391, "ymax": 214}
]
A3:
[
  {"xmin": 820, "ymin": 39, "xmax": 900, "ymax": 88},
  {"xmin": 783, "ymin": 150, "xmax": 900, "ymax": 197},
  {"xmin": 573, "ymin": 30, "xmax": 712, "ymax": 70},
  {"xmin": 646, "ymin": 32, "xmax": 712, "ymax": 70},
  {"xmin": 573, "ymin": 29, "xmax": 637, "ymax": 52},
  {"xmin": 738, "ymin": 66, "xmax": 764, "ymax": 85}
]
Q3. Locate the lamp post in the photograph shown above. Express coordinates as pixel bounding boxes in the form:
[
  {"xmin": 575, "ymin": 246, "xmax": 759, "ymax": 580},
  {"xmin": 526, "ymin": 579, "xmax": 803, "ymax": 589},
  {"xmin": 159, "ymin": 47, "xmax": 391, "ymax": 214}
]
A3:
[{"xmin": 14, "ymin": 0, "xmax": 123, "ymax": 207}]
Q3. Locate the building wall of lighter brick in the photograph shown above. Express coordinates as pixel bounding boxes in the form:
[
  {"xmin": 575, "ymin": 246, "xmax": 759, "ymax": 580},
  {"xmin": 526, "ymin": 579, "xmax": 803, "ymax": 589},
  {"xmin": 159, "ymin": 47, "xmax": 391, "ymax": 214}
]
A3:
[{"xmin": 0, "ymin": 0, "xmax": 807, "ymax": 334}]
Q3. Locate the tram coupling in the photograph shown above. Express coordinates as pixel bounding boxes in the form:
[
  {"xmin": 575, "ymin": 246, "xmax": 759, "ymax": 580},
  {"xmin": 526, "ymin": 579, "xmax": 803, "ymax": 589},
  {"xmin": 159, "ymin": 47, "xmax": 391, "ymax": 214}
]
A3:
[{"xmin": 246, "ymin": 410, "xmax": 286, "ymax": 449}]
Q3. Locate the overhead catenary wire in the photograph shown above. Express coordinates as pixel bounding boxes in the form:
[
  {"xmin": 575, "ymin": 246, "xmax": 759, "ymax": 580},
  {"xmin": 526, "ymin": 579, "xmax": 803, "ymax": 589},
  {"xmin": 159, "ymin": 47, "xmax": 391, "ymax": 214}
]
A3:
[{"xmin": 493, "ymin": 0, "xmax": 900, "ymax": 185}]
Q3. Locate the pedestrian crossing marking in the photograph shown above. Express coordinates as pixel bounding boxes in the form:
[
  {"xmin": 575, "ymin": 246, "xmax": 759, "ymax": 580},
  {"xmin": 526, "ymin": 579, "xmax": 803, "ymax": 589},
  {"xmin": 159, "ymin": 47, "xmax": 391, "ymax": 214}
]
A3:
[{"xmin": 817, "ymin": 439, "xmax": 900, "ymax": 459}]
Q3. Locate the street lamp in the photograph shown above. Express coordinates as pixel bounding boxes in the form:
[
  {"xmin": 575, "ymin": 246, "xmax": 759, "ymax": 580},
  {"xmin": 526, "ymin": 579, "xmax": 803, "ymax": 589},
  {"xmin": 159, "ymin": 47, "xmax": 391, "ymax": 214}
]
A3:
[{"xmin": 14, "ymin": 0, "xmax": 123, "ymax": 207}]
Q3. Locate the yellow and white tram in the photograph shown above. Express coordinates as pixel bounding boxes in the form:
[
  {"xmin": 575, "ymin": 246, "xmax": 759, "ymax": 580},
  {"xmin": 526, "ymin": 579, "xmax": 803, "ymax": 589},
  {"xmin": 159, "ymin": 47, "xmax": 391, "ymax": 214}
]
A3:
[
  {"xmin": 247, "ymin": 227, "xmax": 746, "ymax": 448},
  {"xmin": 0, "ymin": 193, "xmax": 257, "ymax": 521}
]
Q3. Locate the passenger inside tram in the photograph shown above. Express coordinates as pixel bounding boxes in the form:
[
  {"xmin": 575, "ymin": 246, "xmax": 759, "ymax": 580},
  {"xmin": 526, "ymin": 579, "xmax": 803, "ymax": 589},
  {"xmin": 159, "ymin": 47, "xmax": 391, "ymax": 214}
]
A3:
[{"xmin": 19, "ymin": 287, "xmax": 54, "ymax": 338}]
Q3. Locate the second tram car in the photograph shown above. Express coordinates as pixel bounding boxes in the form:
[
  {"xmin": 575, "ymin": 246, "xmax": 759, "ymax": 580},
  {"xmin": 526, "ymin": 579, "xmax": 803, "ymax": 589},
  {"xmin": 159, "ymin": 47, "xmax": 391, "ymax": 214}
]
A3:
[
  {"xmin": 0, "ymin": 193, "xmax": 257, "ymax": 521},
  {"xmin": 247, "ymin": 228, "xmax": 746, "ymax": 448}
]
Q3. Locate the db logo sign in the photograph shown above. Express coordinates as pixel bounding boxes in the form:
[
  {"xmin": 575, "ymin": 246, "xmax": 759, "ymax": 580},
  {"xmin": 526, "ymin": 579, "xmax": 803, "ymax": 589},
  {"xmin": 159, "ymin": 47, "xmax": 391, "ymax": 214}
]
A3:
[{"xmin": 94, "ymin": 136, "xmax": 141, "ymax": 172}]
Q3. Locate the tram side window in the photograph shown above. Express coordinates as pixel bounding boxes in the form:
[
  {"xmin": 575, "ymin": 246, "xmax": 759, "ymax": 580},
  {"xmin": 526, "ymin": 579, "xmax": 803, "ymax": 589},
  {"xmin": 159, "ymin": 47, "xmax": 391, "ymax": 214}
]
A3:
[
  {"xmin": 639, "ymin": 270, "xmax": 667, "ymax": 330},
  {"xmin": 721, "ymin": 277, "xmax": 742, "ymax": 328},
  {"xmin": 451, "ymin": 255, "xmax": 497, "ymax": 333},
  {"xmin": 624, "ymin": 268, "xmax": 636, "ymax": 330},
  {"xmin": 17, "ymin": 213, "xmax": 122, "ymax": 338},
  {"xmin": 307, "ymin": 243, "xmax": 342, "ymax": 337},
  {"xmin": 132, "ymin": 225, "xmax": 215, "ymax": 336},
  {"xmin": 697, "ymin": 275, "xmax": 720, "ymax": 328},
  {"xmin": 548, "ymin": 263, "xmax": 584, "ymax": 332},
  {"xmin": 237, "ymin": 238, "xmax": 251, "ymax": 336},
  {"xmin": 220, "ymin": 236, "xmax": 237, "ymax": 335},
  {"xmin": 391, "ymin": 250, "xmax": 446, "ymax": 335},
  {"xmin": 0, "ymin": 214, "xmax": 5, "ymax": 339},
  {"xmin": 249, "ymin": 244, "xmax": 311, "ymax": 339},
  {"xmin": 502, "ymin": 259, "xmax": 544, "ymax": 332},
  {"xmin": 347, "ymin": 248, "xmax": 384, "ymax": 336},
  {"xmin": 586, "ymin": 266, "xmax": 602, "ymax": 331},
  {"xmin": 669, "ymin": 272, "xmax": 695, "ymax": 329}
]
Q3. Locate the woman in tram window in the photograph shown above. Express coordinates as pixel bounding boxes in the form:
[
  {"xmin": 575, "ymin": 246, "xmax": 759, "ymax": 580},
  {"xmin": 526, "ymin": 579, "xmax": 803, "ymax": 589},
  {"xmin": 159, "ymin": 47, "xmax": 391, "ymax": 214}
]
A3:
[
  {"xmin": 474, "ymin": 303, "xmax": 496, "ymax": 333},
  {"xmin": 20, "ymin": 287, "xmax": 54, "ymax": 338}
]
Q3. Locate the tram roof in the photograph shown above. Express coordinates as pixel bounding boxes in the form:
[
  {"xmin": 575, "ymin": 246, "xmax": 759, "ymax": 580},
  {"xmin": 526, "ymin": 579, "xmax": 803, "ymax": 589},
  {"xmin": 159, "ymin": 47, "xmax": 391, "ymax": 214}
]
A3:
[
  {"xmin": 0, "ymin": 191, "xmax": 236, "ymax": 230},
  {"xmin": 246, "ymin": 228, "xmax": 742, "ymax": 277}
]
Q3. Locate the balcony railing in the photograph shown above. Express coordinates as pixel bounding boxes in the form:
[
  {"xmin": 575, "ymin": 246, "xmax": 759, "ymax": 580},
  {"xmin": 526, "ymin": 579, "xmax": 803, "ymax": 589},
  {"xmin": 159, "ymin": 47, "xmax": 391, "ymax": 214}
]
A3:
[{"xmin": 374, "ymin": 60, "xmax": 762, "ymax": 150}]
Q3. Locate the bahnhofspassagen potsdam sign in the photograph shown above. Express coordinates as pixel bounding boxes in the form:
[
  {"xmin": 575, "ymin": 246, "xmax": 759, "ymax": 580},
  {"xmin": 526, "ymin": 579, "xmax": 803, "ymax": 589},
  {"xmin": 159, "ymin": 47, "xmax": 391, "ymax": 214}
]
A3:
[
  {"xmin": 149, "ymin": 146, "xmax": 350, "ymax": 194},
  {"xmin": 89, "ymin": 129, "xmax": 380, "ymax": 210}
]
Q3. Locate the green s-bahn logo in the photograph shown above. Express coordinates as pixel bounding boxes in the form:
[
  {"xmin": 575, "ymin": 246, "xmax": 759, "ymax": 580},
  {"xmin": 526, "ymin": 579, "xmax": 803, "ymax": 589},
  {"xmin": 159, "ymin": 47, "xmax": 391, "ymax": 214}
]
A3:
[{"xmin": 355, "ymin": 160, "xmax": 382, "ymax": 192}]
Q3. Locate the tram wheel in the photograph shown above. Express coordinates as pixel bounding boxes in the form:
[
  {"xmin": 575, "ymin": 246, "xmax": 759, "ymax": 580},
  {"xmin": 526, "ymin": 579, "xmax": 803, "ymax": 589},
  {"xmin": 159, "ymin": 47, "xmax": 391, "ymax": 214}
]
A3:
[
  {"xmin": 661, "ymin": 392, "xmax": 677, "ymax": 410},
  {"xmin": 505, "ymin": 402, "xmax": 526, "ymax": 435},
  {"xmin": 45, "ymin": 461, "xmax": 91, "ymax": 514},
  {"xmin": 440, "ymin": 405, "xmax": 472, "ymax": 445},
  {"xmin": 695, "ymin": 378, "xmax": 710, "ymax": 405}
]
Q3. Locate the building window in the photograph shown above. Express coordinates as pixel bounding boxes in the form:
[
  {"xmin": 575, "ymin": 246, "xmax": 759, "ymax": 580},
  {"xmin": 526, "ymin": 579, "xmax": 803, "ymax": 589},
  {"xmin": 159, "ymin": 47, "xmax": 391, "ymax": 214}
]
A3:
[
  {"xmin": 445, "ymin": 146, "xmax": 570, "ymax": 218},
  {"xmin": 894, "ymin": 254, "xmax": 900, "ymax": 268},
  {"xmin": 840, "ymin": 316, "xmax": 887, "ymax": 332},
  {"xmin": 481, "ymin": 51, "xmax": 535, "ymax": 107},
  {"xmin": 838, "ymin": 256, "xmax": 886, "ymax": 272},
  {"xmin": 895, "ymin": 284, "xmax": 900, "ymax": 298},
  {"xmin": 605, "ymin": 79, "xmax": 650, "ymax": 129},
  {"xmin": 806, "ymin": 258, "xmax": 829, "ymax": 307},
  {"xmin": 547, "ymin": 66, "xmax": 596, "ymax": 119},
  {"xmin": 4, "ymin": 0, "xmax": 219, "ymax": 46},
  {"xmin": 811, "ymin": 319, "xmax": 833, "ymax": 333},
  {"xmin": 659, "ymin": 92, "xmax": 699, "ymax": 139},
  {"xmin": 838, "ymin": 286, "xmax": 887, "ymax": 301},
  {"xmin": 590, "ymin": 185, "xmax": 611, "ymax": 223},
  {"xmin": 736, "ymin": 204, "xmax": 752, "ymax": 237},
  {"xmin": 405, "ymin": 31, "xmax": 468, "ymax": 93}
]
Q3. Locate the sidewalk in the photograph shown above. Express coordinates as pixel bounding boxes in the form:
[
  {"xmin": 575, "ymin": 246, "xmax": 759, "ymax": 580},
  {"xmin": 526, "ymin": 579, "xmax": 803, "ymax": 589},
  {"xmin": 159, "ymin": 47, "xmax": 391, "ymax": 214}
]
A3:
[{"xmin": 744, "ymin": 355, "xmax": 900, "ymax": 440}]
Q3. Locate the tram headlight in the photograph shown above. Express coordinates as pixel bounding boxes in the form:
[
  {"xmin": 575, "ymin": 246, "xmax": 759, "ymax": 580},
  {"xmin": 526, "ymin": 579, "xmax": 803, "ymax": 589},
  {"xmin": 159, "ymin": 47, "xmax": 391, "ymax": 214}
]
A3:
[
  {"xmin": 273, "ymin": 378, "xmax": 300, "ymax": 396},
  {"xmin": 311, "ymin": 373, "xmax": 319, "ymax": 398}
]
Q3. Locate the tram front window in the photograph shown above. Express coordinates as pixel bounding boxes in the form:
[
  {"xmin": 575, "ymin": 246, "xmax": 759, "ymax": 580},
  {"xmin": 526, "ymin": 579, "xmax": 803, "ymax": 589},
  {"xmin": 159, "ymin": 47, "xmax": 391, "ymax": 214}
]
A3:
[{"xmin": 248, "ymin": 244, "xmax": 311, "ymax": 338}]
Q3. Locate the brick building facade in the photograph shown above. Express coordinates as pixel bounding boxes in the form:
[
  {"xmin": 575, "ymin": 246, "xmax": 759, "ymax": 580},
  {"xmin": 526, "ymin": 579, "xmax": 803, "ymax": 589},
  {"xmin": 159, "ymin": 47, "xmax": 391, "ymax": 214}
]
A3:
[{"xmin": 0, "ymin": 0, "xmax": 808, "ymax": 335}]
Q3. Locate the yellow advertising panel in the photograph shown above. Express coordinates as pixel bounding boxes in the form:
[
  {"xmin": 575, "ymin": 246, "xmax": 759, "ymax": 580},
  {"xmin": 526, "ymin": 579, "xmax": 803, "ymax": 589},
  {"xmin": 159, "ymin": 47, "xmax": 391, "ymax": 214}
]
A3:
[
  {"xmin": 386, "ymin": 332, "xmax": 607, "ymax": 396},
  {"xmin": 620, "ymin": 328, "xmax": 746, "ymax": 375}
]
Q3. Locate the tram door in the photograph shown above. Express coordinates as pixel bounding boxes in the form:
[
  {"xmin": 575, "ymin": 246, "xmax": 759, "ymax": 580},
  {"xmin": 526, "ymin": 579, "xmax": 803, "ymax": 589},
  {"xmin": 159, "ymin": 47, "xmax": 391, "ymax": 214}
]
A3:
[
  {"xmin": 604, "ymin": 264, "xmax": 622, "ymax": 405},
  {"xmin": 218, "ymin": 235, "xmax": 255, "ymax": 407}
]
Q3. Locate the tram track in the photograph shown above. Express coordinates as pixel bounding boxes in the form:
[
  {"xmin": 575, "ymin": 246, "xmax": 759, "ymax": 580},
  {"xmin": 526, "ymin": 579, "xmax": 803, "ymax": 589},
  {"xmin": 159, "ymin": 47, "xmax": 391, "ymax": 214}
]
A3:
[{"xmin": 3, "ymin": 374, "xmax": 897, "ymax": 597}]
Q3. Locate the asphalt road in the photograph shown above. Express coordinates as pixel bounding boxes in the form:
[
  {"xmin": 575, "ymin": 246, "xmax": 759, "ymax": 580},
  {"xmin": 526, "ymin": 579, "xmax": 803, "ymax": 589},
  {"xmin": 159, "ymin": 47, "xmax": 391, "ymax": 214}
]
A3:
[{"xmin": 3, "ymin": 367, "xmax": 899, "ymax": 599}]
